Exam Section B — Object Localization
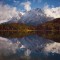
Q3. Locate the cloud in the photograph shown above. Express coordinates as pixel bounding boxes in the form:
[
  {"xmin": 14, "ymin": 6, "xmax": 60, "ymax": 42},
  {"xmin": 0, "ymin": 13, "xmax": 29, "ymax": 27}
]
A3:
[
  {"xmin": 43, "ymin": 5, "xmax": 60, "ymax": 18},
  {"xmin": 21, "ymin": 1, "xmax": 31, "ymax": 11},
  {"xmin": 44, "ymin": 42, "xmax": 60, "ymax": 54},
  {"xmin": 0, "ymin": 37, "xmax": 21, "ymax": 56},
  {"xmin": 0, "ymin": 4, "xmax": 23, "ymax": 23}
]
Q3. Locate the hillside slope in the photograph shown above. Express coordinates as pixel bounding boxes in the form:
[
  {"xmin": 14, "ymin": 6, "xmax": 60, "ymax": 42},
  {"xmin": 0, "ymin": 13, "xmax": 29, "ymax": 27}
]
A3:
[{"xmin": 36, "ymin": 18, "xmax": 60, "ymax": 42}]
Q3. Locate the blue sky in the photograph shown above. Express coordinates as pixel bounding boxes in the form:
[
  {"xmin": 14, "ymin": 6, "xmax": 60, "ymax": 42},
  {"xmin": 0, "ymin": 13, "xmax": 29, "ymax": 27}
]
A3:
[
  {"xmin": 0, "ymin": 0, "xmax": 60, "ymax": 21},
  {"xmin": 0, "ymin": 0, "xmax": 60, "ymax": 11}
]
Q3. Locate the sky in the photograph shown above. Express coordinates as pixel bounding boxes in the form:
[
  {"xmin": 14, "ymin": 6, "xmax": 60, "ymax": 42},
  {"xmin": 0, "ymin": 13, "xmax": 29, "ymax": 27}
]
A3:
[
  {"xmin": 0, "ymin": 0, "xmax": 60, "ymax": 22},
  {"xmin": 0, "ymin": 0, "xmax": 60, "ymax": 11}
]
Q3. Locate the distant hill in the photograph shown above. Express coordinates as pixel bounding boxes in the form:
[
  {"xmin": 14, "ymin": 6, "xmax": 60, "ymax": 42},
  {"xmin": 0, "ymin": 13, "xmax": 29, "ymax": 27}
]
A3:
[{"xmin": 36, "ymin": 18, "xmax": 60, "ymax": 42}]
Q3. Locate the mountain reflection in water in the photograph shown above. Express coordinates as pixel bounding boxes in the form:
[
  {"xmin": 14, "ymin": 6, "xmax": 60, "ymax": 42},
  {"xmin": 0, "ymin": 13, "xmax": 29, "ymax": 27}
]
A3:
[{"xmin": 0, "ymin": 35, "xmax": 60, "ymax": 60}]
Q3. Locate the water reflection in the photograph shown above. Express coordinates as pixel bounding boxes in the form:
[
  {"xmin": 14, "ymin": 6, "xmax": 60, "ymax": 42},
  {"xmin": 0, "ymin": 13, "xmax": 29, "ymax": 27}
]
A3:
[{"xmin": 0, "ymin": 35, "xmax": 60, "ymax": 60}]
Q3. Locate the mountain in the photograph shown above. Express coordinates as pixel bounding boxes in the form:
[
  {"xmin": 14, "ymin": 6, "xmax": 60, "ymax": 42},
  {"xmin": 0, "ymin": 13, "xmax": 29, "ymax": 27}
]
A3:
[
  {"xmin": 3, "ymin": 8, "xmax": 53, "ymax": 25},
  {"xmin": 8, "ymin": 12, "xmax": 22, "ymax": 23},
  {"xmin": 4, "ymin": 17, "xmax": 19, "ymax": 24},
  {"xmin": 18, "ymin": 8, "xmax": 53, "ymax": 25}
]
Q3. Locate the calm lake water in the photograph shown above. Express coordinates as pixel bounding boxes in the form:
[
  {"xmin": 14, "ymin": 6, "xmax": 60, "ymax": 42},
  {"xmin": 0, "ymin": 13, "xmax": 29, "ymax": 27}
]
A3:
[{"xmin": 0, "ymin": 35, "xmax": 60, "ymax": 60}]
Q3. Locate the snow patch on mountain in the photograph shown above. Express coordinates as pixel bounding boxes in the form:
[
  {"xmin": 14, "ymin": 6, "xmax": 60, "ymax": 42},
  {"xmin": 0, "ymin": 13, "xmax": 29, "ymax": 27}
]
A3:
[{"xmin": 19, "ymin": 8, "xmax": 53, "ymax": 25}]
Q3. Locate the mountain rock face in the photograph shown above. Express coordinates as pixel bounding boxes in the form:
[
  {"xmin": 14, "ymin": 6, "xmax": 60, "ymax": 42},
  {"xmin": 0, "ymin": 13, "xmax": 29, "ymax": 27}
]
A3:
[
  {"xmin": 6, "ymin": 8, "xmax": 53, "ymax": 25},
  {"xmin": 36, "ymin": 18, "xmax": 60, "ymax": 42},
  {"xmin": 19, "ymin": 8, "xmax": 52, "ymax": 25},
  {"xmin": 8, "ymin": 12, "xmax": 23, "ymax": 23}
]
